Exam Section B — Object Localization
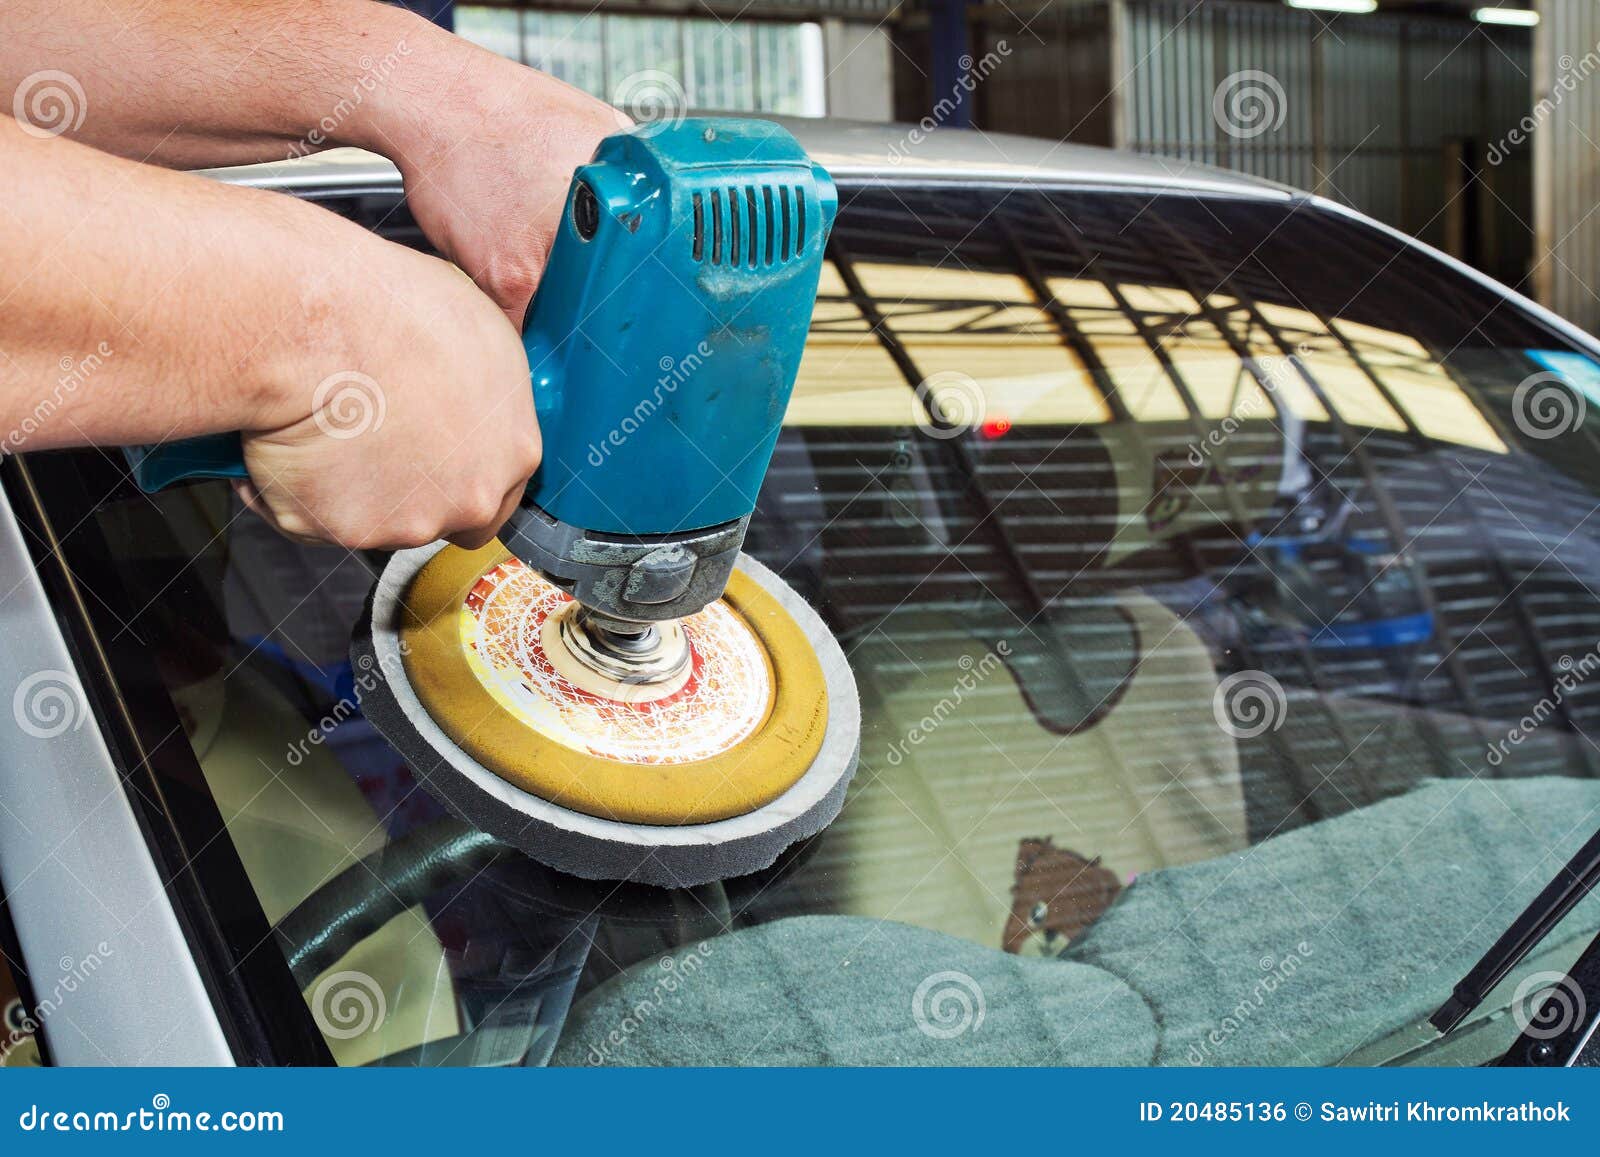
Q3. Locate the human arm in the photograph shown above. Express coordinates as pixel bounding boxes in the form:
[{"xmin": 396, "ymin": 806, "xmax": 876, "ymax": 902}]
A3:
[
  {"xmin": 0, "ymin": 0, "xmax": 631, "ymax": 325},
  {"xmin": 0, "ymin": 114, "xmax": 539, "ymax": 549}
]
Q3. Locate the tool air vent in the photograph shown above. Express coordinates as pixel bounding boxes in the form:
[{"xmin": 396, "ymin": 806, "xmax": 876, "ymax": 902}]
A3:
[{"xmin": 691, "ymin": 183, "xmax": 809, "ymax": 267}]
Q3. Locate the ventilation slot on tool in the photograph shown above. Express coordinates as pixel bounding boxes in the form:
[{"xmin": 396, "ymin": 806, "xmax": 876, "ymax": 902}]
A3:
[
  {"xmin": 693, "ymin": 184, "xmax": 808, "ymax": 266},
  {"xmin": 710, "ymin": 189, "xmax": 724, "ymax": 264}
]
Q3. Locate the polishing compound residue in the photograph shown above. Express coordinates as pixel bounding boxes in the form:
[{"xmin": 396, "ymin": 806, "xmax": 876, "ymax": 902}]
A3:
[{"xmin": 461, "ymin": 559, "xmax": 774, "ymax": 765}]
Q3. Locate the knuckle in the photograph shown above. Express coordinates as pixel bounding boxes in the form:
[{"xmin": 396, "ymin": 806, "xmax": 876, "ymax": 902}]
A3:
[
  {"xmin": 461, "ymin": 487, "xmax": 503, "ymax": 527},
  {"xmin": 379, "ymin": 512, "xmax": 441, "ymax": 550},
  {"xmin": 325, "ymin": 515, "xmax": 372, "ymax": 550},
  {"xmin": 388, "ymin": 528, "xmax": 436, "ymax": 551},
  {"xmin": 273, "ymin": 509, "xmax": 314, "ymax": 539},
  {"xmin": 517, "ymin": 431, "xmax": 543, "ymax": 478},
  {"xmin": 406, "ymin": 516, "xmax": 447, "ymax": 548},
  {"xmin": 483, "ymin": 259, "xmax": 540, "ymax": 315}
]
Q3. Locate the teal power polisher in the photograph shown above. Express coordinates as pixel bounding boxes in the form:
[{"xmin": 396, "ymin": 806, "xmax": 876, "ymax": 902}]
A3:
[{"xmin": 128, "ymin": 118, "xmax": 862, "ymax": 887}]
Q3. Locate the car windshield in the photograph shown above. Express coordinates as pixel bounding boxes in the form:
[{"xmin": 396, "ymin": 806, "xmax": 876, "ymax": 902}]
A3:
[{"xmin": 31, "ymin": 179, "xmax": 1600, "ymax": 1067}]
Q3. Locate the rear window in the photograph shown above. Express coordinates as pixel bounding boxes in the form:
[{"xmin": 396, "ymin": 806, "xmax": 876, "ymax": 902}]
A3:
[{"xmin": 27, "ymin": 179, "xmax": 1600, "ymax": 1068}]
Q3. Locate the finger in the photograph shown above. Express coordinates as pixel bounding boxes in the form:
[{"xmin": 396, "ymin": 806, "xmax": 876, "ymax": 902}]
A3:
[
  {"xmin": 445, "ymin": 483, "xmax": 524, "ymax": 551},
  {"xmin": 494, "ymin": 265, "xmax": 541, "ymax": 332},
  {"xmin": 231, "ymin": 477, "xmax": 262, "ymax": 512},
  {"xmin": 231, "ymin": 479, "xmax": 332, "ymax": 549}
]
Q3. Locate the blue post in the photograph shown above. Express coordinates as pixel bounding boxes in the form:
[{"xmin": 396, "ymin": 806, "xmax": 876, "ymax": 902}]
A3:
[{"xmin": 928, "ymin": 0, "xmax": 973, "ymax": 129}]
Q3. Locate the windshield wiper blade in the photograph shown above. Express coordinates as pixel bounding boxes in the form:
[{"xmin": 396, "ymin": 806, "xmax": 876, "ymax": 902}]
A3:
[{"xmin": 1431, "ymin": 826, "xmax": 1600, "ymax": 1035}]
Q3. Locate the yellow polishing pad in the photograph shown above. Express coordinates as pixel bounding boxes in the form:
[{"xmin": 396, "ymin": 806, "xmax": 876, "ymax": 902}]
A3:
[{"xmin": 399, "ymin": 542, "xmax": 829, "ymax": 826}]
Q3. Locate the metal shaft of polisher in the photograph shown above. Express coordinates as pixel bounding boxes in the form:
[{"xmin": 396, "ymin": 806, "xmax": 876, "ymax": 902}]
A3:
[{"xmin": 560, "ymin": 604, "xmax": 691, "ymax": 687}]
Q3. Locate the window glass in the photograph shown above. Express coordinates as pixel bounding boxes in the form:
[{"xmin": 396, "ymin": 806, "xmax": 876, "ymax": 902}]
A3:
[
  {"xmin": 684, "ymin": 20, "xmax": 751, "ymax": 111},
  {"xmin": 456, "ymin": 6, "xmax": 824, "ymax": 117},
  {"xmin": 55, "ymin": 184, "xmax": 1600, "ymax": 1068},
  {"xmin": 522, "ymin": 9, "xmax": 606, "ymax": 95},
  {"xmin": 451, "ymin": 6, "xmax": 520, "ymax": 62},
  {"xmin": 602, "ymin": 14, "xmax": 681, "ymax": 101}
]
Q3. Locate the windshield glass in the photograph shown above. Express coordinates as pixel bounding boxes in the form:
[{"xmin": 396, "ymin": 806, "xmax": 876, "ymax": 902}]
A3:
[{"xmin": 53, "ymin": 181, "xmax": 1600, "ymax": 1067}]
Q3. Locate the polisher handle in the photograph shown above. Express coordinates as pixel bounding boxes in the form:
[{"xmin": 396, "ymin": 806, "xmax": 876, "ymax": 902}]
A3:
[{"xmin": 124, "ymin": 431, "xmax": 248, "ymax": 489}]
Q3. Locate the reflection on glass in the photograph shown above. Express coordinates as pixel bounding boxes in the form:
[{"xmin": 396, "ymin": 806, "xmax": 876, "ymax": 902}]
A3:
[{"xmin": 788, "ymin": 262, "xmax": 928, "ymax": 427}]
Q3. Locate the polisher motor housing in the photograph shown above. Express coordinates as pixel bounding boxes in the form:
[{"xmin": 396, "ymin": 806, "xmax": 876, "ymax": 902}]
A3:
[{"xmin": 501, "ymin": 118, "xmax": 839, "ymax": 636}]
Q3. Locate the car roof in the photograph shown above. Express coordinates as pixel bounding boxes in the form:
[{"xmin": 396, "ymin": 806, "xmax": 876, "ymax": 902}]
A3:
[
  {"xmin": 197, "ymin": 114, "xmax": 1293, "ymax": 200},
  {"xmin": 774, "ymin": 115, "xmax": 1288, "ymax": 196}
]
